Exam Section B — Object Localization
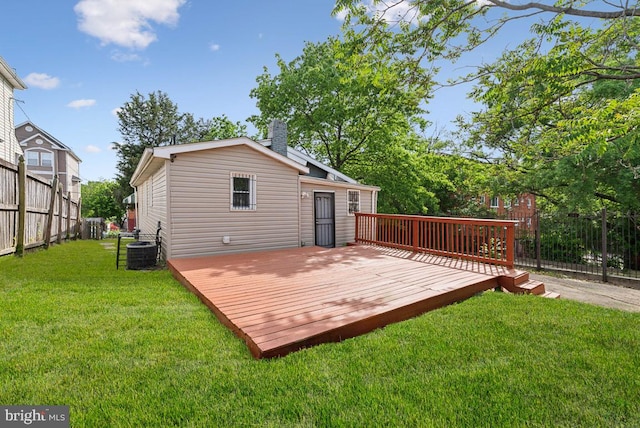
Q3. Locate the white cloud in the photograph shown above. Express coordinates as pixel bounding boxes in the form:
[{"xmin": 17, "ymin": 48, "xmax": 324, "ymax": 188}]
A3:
[
  {"xmin": 23, "ymin": 73, "xmax": 60, "ymax": 90},
  {"xmin": 111, "ymin": 51, "xmax": 142, "ymax": 62},
  {"xmin": 341, "ymin": 1, "xmax": 423, "ymax": 25},
  {"xmin": 85, "ymin": 145, "xmax": 102, "ymax": 153},
  {"xmin": 67, "ymin": 99, "xmax": 97, "ymax": 109},
  {"xmin": 209, "ymin": 43, "xmax": 220, "ymax": 52},
  {"xmin": 111, "ymin": 107, "xmax": 122, "ymax": 116},
  {"xmin": 74, "ymin": 0, "xmax": 186, "ymax": 49},
  {"xmin": 334, "ymin": 8, "xmax": 349, "ymax": 22},
  {"xmin": 369, "ymin": 0, "xmax": 422, "ymax": 25}
]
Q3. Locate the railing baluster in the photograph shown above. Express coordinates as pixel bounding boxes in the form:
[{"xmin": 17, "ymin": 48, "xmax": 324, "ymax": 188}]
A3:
[{"xmin": 354, "ymin": 213, "xmax": 516, "ymax": 266}]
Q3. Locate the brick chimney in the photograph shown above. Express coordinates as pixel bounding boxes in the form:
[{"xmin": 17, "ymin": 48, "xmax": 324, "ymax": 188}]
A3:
[{"xmin": 268, "ymin": 120, "xmax": 288, "ymax": 157}]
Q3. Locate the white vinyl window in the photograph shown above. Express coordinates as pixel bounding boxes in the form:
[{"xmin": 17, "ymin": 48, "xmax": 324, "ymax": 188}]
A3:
[
  {"xmin": 40, "ymin": 152, "xmax": 53, "ymax": 167},
  {"xmin": 490, "ymin": 196, "xmax": 499, "ymax": 208},
  {"xmin": 347, "ymin": 190, "xmax": 360, "ymax": 215},
  {"xmin": 231, "ymin": 173, "xmax": 256, "ymax": 211},
  {"xmin": 26, "ymin": 151, "xmax": 39, "ymax": 166}
]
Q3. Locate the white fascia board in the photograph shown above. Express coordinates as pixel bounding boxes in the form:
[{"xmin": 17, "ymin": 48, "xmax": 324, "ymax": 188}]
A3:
[
  {"xmin": 300, "ymin": 175, "xmax": 380, "ymax": 191},
  {"xmin": 0, "ymin": 57, "xmax": 27, "ymax": 89},
  {"xmin": 20, "ymin": 133, "xmax": 58, "ymax": 147},
  {"xmin": 129, "ymin": 148, "xmax": 156, "ymax": 187}
]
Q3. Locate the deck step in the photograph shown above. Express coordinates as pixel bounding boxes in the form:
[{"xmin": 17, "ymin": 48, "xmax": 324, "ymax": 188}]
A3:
[
  {"xmin": 541, "ymin": 291, "xmax": 561, "ymax": 299},
  {"xmin": 518, "ymin": 279, "xmax": 546, "ymax": 295},
  {"xmin": 497, "ymin": 270, "xmax": 529, "ymax": 289}
]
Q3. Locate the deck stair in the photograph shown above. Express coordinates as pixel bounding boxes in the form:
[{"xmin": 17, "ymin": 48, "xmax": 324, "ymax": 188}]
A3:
[{"xmin": 498, "ymin": 270, "xmax": 560, "ymax": 299}]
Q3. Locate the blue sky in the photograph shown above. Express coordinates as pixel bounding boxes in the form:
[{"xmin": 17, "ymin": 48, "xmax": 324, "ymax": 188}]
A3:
[{"xmin": 2, "ymin": 0, "xmax": 521, "ymax": 183}]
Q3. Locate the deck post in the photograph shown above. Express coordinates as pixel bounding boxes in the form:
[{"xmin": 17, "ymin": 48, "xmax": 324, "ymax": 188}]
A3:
[
  {"xmin": 412, "ymin": 218, "xmax": 419, "ymax": 252},
  {"xmin": 505, "ymin": 224, "xmax": 515, "ymax": 268},
  {"xmin": 354, "ymin": 213, "xmax": 360, "ymax": 244}
]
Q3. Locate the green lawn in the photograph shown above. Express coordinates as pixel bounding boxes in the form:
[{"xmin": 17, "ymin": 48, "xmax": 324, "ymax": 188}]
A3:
[{"xmin": 1, "ymin": 240, "xmax": 639, "ymax": 427}]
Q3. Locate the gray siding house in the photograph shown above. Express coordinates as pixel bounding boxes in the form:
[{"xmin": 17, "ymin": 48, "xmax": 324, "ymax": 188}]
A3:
[
  {"xmin": 15, "ymin": 122, "xmax": 82, "ymax": 200},
  {"xmin": 130, "ymin": 121, "xmax": 379, "ymax": 260}
]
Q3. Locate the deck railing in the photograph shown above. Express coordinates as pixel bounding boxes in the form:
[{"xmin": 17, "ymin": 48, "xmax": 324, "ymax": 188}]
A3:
[{"xmin": 355, "ymin": 213, "xmax": 518, "ymax": 267}]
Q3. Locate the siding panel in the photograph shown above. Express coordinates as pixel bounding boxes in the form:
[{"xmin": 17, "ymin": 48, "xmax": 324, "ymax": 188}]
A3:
[
  {"xmin": 136, "ymin": 163, "xmax": 167, "ymax": 257},
  {"xmin": 300, "ymin": 182, "xmax": 376, "ymax": 247},
  {"xmin": 168, "ymin": 145, "xmax": 300, "ymax": 258}
]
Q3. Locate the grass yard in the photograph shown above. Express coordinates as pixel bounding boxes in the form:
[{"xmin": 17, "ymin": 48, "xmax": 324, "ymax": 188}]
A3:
[{"xmin": 1, "ymin": 240, "xmax": 639, "ymax": 427}]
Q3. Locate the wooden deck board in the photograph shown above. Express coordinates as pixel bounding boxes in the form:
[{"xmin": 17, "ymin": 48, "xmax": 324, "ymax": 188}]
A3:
[{"xmin": 168, "ymin": 245, "xmax": 506, "ymax": 358}]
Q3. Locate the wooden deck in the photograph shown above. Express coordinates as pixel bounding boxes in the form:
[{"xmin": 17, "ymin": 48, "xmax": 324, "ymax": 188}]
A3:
[{"xmin": 168, "ymin": 245, "xmax": 519, "ymax": 359}]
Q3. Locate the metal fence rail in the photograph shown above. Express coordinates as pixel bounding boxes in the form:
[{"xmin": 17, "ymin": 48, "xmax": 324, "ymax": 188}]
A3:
[{"xmin": 509, "ymin": 209, "xmax": 639, "ymax": 282}]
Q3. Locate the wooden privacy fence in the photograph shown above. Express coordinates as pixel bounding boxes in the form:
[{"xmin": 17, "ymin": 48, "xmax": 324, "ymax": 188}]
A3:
[
  {"xmin": 355, "ymin": 213, "xmax": 518, "ymax": 267},
  {"xmin": 0, "ymin": 157, "xmax": 81, "ymax": 256}
]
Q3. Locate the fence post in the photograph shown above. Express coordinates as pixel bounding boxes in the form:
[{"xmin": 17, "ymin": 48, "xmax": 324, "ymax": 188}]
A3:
[
  {"xmin": 66, "ymin": 191, "xmax": 72, "ymax": 240},
  {"xmin": 56, "ymin": 183, "xmax": 63, "ymax": 245},
  {"xmin": 75, "ymin": 198, "xmax": 82, "ymax": 239},
  {"xmin": 354, "ymin": 213, "xmax": 359, "ymax": 243},
  {"xmin": 44, "ymin": 175, "xmax": 59, "ymax": 249},
  {"xmin": 15, "ymin": 156, "xmax": 26, "ymax": 257},
  {"xmin": 602, "ymin": 208, "xmax": 608, "ymax": 283},
  {"xmin": 535, "ymin": 210, "xmax": 541, "ymax": 270},
  {"xmin": 412, "ymin": 218, "xmax": 419, "ymax": 252}
]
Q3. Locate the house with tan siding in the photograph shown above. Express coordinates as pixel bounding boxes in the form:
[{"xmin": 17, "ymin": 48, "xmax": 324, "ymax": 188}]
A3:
[
  {"xmin": 0, "ymin": 56, "xmax": 26, "ymax": 164},
  {"xmin": 129, "ymin": 121, "xmax": 379, "ymax": 260}
]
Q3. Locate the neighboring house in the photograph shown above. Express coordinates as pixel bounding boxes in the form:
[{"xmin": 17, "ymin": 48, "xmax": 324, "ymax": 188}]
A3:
[
  {"xmin": 15, "ymin": 121, "xmax": 82, "ymax": 201},
  {"xmin": 122, "ymin": 193, "xmax": 136, "ymax": 232},
  {"xmin": 0, "ymin": 56, "xmax": 26, "ymax": 164},
  {"xmin": 130, "ymin": 120, "xmax": 380, "ymax": 260},
  {"xmin": 480, "ymin": 193, "xmax": 537, "ymax": 231}
]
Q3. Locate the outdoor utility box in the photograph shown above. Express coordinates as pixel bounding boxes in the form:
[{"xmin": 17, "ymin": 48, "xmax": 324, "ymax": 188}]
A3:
[{"xmin": 126, "ymin": 241, "xmax": 157, "ymax": 270}]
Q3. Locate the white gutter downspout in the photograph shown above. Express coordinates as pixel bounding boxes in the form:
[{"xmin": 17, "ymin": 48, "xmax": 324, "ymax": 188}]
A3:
[{"xmin": 133, "ymin": 186, "xmax": 139, "ymax": 232}]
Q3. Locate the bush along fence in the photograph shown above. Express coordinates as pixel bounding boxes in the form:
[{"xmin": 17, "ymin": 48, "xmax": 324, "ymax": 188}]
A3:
[
  {"xmin": 0, "ymin": 157, "xmax": 81, "ymax": 257},
  {"xmin": 509, "ymin": 209, "xmax": 640, "ymax": 283}
]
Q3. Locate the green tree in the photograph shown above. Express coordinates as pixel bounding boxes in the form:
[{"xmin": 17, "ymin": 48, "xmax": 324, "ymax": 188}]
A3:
[
  {"xmin": 115, "ymin": 91, "xmax": 248, "ymax": 203},
  {"xmin": 249, "ymin": 31, "xmax": 430, "ymax": 171},
  {"xmin": 336, "ymin": 0, "xmax": 640, "ymax": 212},
  {"xmin": 249, "ymin": 32, "xmax": 476, "ymax": 213},
  {"xmin": 459, "ymin": 22, "xmax": 640, "ymax": 212},
  {"xmin": 180, "ymin": 113, "xmax": 248, "ymax": 143},
  {"xmin": 81, "ymin": 180, "xmax": 123, "ymax": 220},
  {"xmin": 114, "ymin": 91, "xmax": 184, "ymax": 202}
]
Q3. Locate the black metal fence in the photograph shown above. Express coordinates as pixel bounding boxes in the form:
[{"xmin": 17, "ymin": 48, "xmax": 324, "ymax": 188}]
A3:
[{"xmin": 509, "ymin": 209, "xmax": 639, "ymax": 283}]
